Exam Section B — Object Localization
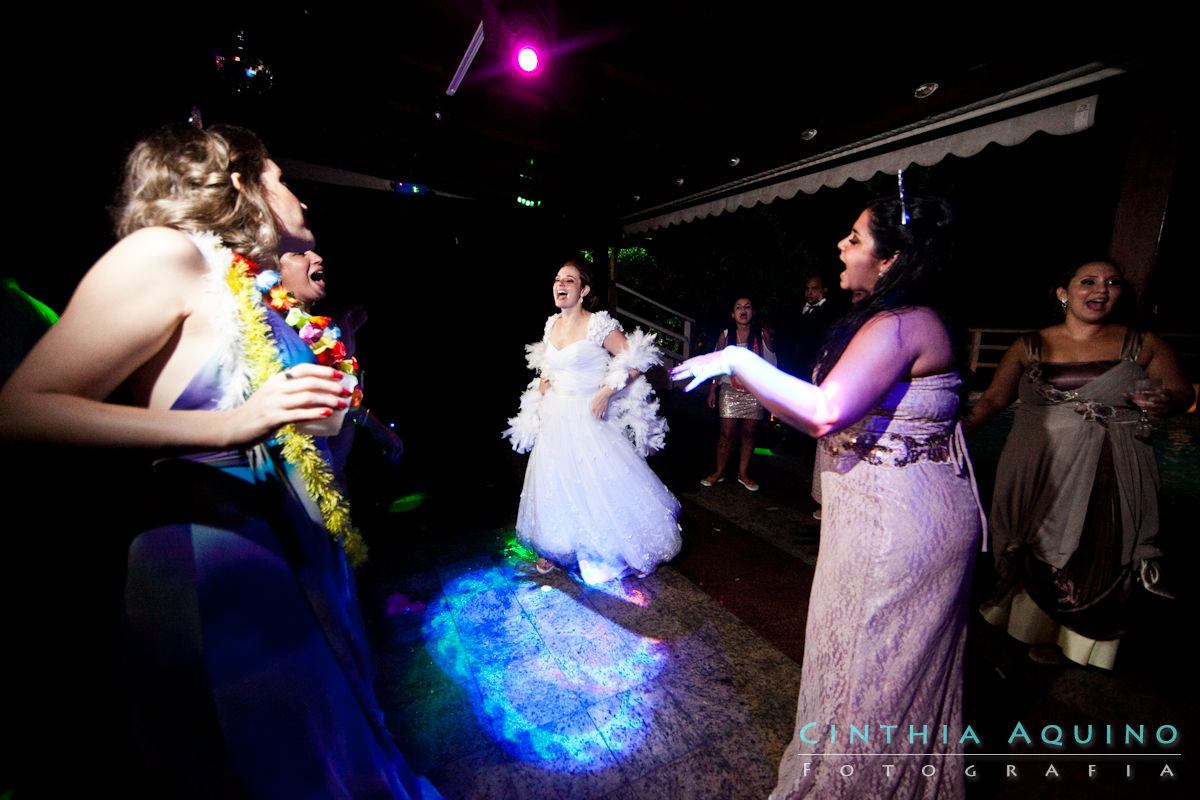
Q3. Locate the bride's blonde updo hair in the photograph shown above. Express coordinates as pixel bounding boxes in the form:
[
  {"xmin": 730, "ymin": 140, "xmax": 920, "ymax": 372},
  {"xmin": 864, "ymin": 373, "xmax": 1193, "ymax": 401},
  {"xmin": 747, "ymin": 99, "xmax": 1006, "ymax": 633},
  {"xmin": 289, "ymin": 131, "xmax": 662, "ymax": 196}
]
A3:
[{"xmin": 115, "ymin": 123, "xmax": 279, "ymax": 265}]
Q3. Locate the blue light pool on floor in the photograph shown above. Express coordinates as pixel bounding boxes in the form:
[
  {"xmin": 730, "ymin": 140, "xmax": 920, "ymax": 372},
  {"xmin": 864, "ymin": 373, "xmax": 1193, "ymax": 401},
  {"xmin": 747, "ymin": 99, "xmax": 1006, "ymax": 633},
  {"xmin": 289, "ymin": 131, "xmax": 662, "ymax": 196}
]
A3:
[{"xmin": 419, "ymin": 559, "xmax": 667, "ymax": 771}]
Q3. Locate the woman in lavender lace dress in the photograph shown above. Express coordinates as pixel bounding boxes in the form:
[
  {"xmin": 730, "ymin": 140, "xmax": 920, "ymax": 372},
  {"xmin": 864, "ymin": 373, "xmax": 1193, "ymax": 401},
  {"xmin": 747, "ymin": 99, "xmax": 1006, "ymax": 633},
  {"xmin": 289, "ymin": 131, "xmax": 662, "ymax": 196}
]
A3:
[{"xmin": 675, "ymin": 196, "xmax": 982, "ymax": 800}]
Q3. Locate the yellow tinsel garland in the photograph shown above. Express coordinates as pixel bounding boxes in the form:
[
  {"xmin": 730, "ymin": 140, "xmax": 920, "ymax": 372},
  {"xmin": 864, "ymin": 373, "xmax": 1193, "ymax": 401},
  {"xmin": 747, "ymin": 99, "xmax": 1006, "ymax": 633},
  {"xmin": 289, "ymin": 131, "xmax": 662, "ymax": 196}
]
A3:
[{"xmin": 226, "ymin": 253, "xmax": 368, "ymax": 566}]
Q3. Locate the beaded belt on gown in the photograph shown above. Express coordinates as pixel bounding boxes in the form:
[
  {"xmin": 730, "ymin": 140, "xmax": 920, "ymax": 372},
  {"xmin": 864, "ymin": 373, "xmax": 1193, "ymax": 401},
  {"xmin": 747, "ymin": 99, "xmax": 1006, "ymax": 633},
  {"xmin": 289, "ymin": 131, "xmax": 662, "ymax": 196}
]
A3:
[{"xmin": 820, "ymin": 419, "xmax": 988, "ymax": 549}]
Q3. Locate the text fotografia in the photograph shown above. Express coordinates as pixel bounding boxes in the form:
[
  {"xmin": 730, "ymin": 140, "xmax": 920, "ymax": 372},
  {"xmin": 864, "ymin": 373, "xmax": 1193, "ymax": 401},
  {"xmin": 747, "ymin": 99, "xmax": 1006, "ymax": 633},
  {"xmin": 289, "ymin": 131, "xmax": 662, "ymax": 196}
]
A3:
[
  {"xmin": 795, "ymin": 722, "xmax": 1181, "ymax": 783},
  {"xmin": 796, "ymin": 722, "xmax": 1180, "ymax": 749},
  {"xmin": 792, "ymin": 761, "xmax": 1179, "ymax": 781}
]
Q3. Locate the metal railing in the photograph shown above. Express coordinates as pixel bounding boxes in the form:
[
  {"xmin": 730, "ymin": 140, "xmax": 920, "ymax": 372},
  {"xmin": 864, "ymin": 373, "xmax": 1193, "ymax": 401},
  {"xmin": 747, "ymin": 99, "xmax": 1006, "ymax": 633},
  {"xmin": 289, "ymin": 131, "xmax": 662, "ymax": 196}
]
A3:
[
  {"xmin": 613, "ymin": 282, "xmax": 695, "ymax": 364},
  {"xmin": 967, "ymin": 328, "xmax": 1027, "ymax": 373}
]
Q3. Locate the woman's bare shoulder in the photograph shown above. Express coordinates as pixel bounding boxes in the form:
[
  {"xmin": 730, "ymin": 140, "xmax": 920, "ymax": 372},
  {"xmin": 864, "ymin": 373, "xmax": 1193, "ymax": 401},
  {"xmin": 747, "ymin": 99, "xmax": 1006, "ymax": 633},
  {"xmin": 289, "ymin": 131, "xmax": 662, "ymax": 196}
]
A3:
[
  {"xmin": 103, "ymin": 227, "xmax": 206, "ymax": 268},
  {"xmin": 855, "ymin": 307, "xmax": 952, "ymax": 374},
  {"xmin": 102, "ymin": 227, "xmax": 208, "ymax": 279},
  {"xmin": 1140, "ymin": 329, "xmax": 1171, "ymax": 352},
  {"xmin": 860, "ymin": 306, "xmax": 946, "ymax": 337},
  {"xmin": 68, "ymin": 228, "xmax": 209, "ymax": 318}
]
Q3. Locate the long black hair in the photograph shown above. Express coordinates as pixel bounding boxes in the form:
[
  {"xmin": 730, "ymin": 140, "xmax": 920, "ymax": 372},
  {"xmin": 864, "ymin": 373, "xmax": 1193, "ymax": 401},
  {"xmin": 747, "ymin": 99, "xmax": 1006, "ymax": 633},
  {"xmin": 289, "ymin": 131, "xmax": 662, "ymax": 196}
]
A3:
[
  {"xmin": 720, "ymin": 296, "xmax": 766, "ymax": 354},
  {"xmin": 814, "ymin": 196, "xmax": 956, "ymax": 382}
]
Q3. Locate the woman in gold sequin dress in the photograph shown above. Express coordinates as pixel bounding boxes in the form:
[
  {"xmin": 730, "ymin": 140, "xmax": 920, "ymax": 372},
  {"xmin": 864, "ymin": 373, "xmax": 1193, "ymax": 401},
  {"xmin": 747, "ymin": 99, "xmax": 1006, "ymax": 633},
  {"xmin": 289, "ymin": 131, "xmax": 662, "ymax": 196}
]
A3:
[
  {"xmin": 675, "ymin": 196, "xmax": 983, "ymax": 800},
  {"xmin": 701, "ymin": 296, "xmax": 776, "ymax": 491}
]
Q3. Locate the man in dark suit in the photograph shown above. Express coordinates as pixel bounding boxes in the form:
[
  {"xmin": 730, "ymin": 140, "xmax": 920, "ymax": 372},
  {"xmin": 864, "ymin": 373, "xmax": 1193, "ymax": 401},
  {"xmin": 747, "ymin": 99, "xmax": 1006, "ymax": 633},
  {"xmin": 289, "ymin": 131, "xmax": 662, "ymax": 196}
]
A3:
[{"xmin": 793, "ymin": 273, "xmax": 841, "ymax": 380}]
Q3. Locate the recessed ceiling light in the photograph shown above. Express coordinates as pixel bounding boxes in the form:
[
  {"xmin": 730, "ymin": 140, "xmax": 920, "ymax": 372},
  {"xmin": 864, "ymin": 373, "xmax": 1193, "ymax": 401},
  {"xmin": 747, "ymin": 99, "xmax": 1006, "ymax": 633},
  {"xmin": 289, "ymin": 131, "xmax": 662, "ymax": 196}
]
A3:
[
  {"xmin": 727, "ymin": 156, "xmax": 741, "ymax": 167},
  {"xmin": 914, "ymin": 82, "xmax": 938, "ymax": 99},
  {"xmin": 800, "ymin": 128, "xmax": 818, "ymax": 141}
]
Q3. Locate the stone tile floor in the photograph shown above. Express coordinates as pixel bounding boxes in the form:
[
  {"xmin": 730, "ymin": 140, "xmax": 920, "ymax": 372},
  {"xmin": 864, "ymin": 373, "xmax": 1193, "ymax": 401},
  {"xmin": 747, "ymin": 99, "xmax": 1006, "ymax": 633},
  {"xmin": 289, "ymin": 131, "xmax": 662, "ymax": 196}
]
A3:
[
  {"xmin": 5, "ymin": 388, "xmax": 1193, "ymax": 800},
  {"xmin": 358, "ymin": 397, "xmax": 1195, "ymax": 799},
  {"xmin": 369, "ymin": 527, "xmax": 800, "ymax": 800}
]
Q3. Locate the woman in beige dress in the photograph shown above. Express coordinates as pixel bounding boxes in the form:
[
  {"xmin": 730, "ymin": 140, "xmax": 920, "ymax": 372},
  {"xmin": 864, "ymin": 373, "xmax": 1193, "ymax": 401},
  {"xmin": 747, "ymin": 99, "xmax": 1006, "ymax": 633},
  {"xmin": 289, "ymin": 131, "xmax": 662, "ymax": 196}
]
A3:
[{"xmin": 965, "ymin": 259, "xmax": 1192, "ymax": 668}]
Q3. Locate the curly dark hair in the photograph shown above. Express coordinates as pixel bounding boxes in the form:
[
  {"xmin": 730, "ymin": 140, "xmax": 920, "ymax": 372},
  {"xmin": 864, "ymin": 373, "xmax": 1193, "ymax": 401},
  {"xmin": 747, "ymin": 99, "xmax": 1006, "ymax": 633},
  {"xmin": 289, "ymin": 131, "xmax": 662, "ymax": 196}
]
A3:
[{"xmin": 814, "ymin": 196, "xmax": 955, "ymax": 382}]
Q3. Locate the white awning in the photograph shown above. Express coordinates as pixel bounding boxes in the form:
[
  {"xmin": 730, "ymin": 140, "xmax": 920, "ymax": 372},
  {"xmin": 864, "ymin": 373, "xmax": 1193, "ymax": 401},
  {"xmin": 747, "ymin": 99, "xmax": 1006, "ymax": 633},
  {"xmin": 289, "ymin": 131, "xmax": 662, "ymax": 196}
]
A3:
[{"xmin": 621, "ymin": 64, "xmax": 1121, "ymax": 236}]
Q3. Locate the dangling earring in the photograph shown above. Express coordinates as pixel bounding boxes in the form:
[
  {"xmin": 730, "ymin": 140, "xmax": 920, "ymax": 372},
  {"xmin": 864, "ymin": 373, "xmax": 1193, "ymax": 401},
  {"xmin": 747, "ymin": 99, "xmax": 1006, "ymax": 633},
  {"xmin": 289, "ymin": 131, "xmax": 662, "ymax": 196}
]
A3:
[{"xmin": 1061, "ymin": 299, "xmax": 1068, "ymax": 312}]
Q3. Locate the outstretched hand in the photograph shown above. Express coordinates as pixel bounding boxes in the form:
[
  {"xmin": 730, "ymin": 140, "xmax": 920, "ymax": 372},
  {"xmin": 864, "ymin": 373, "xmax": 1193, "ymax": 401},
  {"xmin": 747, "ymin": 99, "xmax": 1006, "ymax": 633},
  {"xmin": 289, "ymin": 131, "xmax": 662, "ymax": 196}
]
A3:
[
  {"xmin": 671, "ymin": 351, "xmax": 731, "ymax": 392},
  {"xmin": 226, "ymin": 363, "xmax": 349, "ymax": 446}
]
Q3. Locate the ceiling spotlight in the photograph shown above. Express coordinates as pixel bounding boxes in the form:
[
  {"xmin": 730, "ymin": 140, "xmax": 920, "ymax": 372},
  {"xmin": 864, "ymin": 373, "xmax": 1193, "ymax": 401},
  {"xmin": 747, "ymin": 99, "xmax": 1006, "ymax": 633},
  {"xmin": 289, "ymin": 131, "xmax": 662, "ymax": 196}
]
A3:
[
  {"xmin": 727, "ymin": 156, "xmax": 741, "ymax": 167},
  {"xmin": 800, "ymin": 128, "xmax": 818, "ymax": 141},
  {"xmin": 516, "ymin": 45, "xmax": 540, "ymax": 73},
  {"xmin": 632, "ymin": 194, "xmax": 641, "ymax": 203},
  {"xmin": 913, "ymin": 82, "xmax": 939, "ymax": 99},
  {"xmin": 674, "ymin": 177, "xmax": 685, "ymax": 187}
]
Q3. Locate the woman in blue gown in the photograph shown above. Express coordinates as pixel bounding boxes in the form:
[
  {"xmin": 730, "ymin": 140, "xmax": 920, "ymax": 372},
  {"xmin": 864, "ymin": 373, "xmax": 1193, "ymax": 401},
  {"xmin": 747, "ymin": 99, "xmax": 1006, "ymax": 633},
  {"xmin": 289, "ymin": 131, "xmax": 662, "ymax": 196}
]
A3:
[{"xmin": 0, "ymin": 123, "xmax": 440, "ymax": 799}]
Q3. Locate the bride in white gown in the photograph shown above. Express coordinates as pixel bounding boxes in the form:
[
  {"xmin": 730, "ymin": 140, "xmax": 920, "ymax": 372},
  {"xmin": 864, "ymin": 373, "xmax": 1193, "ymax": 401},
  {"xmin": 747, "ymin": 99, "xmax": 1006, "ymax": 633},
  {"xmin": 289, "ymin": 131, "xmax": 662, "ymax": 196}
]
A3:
[{"xmin": 504, "ymin": 259, "xmax": 681, "ymax": 585}]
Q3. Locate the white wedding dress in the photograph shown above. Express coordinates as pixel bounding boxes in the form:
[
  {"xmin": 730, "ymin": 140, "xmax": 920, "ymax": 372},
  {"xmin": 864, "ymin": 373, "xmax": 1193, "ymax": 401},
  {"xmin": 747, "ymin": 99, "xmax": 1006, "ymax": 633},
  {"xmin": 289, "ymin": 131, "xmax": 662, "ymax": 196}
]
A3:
[{"xmin": 505, "ymin": 311, "xmax": 681, "ymax": 584}]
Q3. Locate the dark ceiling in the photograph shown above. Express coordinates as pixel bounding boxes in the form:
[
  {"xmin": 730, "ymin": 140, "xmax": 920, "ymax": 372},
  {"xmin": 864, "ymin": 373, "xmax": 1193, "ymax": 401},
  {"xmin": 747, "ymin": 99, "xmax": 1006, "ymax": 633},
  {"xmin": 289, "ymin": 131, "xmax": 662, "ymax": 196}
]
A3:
[{"xmin": 52, "ymin": 4, "xmax": 1160, "ymax": 238}]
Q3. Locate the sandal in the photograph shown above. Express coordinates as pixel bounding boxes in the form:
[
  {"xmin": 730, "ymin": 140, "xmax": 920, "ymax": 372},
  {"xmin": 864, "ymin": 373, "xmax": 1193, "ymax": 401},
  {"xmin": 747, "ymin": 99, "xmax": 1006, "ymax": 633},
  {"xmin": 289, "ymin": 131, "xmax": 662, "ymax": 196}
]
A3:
[
  {"xmin": 700, "ymin": 474, "xmax": 725, "ymax": 487},
  {"xmin": 737, "ymin": 476, "xmax": 759, "ymax": 492},
  {"xmin": 535, "ymin": 557, "xmax": 557, "ymax": 575}
]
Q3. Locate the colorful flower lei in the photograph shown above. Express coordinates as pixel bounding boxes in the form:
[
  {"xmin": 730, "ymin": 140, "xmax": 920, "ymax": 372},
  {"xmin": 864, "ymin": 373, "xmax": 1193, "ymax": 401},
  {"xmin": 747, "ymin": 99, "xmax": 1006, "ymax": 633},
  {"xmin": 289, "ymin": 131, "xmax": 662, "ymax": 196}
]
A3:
[
  {"xmin": 228, "ymin": 254, "xmax": 368, "ymax": 565},
  {"xmin": 252, "ymin": 269, "xmax": 359, "ymax": 374}
]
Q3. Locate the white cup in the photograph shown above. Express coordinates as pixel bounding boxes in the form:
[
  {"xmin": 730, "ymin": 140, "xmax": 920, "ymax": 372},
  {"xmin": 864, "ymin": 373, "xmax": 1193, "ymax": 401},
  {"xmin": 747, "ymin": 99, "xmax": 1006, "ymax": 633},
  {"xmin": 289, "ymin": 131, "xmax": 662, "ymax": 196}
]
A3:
[{"xmin": 296, "ymin": 371, "xmax": 359, "ymax": 436}]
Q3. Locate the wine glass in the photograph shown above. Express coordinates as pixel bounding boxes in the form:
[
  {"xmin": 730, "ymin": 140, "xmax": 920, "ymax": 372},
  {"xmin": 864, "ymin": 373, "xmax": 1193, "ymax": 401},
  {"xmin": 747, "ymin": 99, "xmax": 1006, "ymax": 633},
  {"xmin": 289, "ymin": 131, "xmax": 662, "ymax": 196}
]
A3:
[{"xmin": 1131, "ymin": 378, "xmax": 1163, "ymax": 439}]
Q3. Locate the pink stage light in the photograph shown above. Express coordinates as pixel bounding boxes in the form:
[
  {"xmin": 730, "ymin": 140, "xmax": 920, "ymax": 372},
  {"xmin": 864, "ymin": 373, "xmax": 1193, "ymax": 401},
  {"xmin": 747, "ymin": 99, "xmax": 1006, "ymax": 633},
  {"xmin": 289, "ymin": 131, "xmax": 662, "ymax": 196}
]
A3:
[{"xmin": 516, "ymin": 45, "xmax": 539, "ymax": 73}]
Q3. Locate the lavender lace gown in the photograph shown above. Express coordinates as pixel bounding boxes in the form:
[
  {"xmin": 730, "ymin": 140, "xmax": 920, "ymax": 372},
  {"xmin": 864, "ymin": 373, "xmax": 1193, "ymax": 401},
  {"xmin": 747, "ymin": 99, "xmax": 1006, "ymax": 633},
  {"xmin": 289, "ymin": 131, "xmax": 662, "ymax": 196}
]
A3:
[
  {"xmin": 772, "ymin": 373, "xmax": 981, "ymax": 800},
  {"xmin": 123, "ymin": 309, "xmax": 440, "ymax": 799}
]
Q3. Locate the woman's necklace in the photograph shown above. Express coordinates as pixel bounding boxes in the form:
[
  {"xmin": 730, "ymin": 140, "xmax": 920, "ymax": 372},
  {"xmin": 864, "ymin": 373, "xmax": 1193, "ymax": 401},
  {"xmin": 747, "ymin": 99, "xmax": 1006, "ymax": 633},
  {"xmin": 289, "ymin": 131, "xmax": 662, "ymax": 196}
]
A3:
[
  {"xmin": 227, "ymin": 252, "xmax": 368, "ymax": 565},
  {"xmin": 254, "ymin": 269, "xmax": 358, "ymax": 375}
]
